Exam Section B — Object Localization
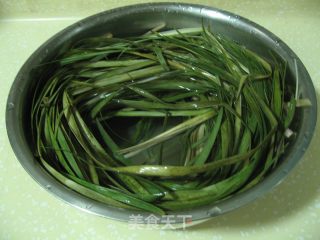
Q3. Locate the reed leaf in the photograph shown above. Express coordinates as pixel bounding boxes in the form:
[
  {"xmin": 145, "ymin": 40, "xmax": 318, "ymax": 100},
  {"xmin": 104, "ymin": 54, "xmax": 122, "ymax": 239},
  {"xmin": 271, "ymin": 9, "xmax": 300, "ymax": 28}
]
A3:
[{"xmin": 31, "ymin": 25, "xmax": 299, "ymax": 214}]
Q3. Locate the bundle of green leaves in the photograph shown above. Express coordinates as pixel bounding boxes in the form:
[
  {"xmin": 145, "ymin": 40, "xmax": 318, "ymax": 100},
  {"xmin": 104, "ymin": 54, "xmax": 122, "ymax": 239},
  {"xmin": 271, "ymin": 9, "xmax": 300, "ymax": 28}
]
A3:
[{"xmin": 31, "ymin": 27, "xmax": 298, "ymax": 215}]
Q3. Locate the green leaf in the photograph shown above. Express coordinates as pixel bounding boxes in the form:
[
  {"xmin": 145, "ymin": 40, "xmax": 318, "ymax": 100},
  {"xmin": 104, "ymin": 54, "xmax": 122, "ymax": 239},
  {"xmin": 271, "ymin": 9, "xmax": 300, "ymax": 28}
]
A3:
[{"xmin": 193, "ymin": 109, "xmax": 223, "ymax": 166}]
